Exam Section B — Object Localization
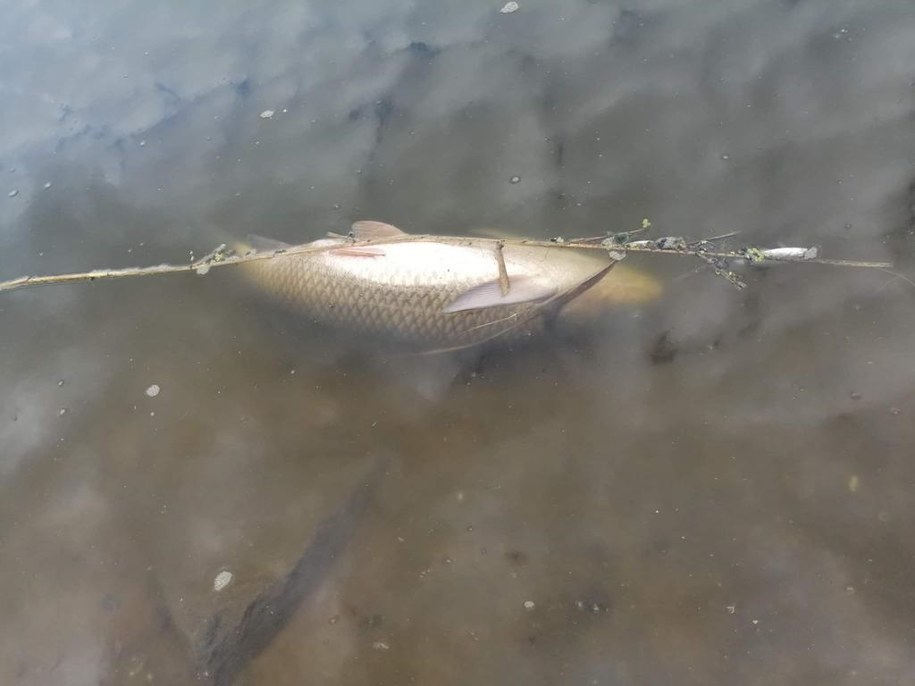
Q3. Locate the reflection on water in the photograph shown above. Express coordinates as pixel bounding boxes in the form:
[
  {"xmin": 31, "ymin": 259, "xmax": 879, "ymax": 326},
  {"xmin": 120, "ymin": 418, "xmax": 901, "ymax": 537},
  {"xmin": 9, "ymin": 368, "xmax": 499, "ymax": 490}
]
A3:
[{"xmin": 2, "ymin": 0, "xmax": 915, "ymax": 684}]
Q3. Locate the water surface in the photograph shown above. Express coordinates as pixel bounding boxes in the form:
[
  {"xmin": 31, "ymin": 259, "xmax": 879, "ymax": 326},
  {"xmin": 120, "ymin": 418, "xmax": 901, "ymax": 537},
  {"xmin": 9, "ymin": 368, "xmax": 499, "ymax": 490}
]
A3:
[{"xmin": 2, "ymin": 1, "xmax": 915, "ymax": 684}]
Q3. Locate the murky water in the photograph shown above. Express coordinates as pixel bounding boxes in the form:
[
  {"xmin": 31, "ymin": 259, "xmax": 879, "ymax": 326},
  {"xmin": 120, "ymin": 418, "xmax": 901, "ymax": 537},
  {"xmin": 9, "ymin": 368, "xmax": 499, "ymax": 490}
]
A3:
[{"xmin": 2, "ymin": 1, "xmax": 915, "ymax": 684}]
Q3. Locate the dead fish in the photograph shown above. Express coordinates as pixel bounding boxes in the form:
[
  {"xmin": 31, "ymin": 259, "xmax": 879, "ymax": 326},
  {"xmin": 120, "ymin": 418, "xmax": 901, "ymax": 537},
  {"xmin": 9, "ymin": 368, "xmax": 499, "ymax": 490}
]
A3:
[{"xmin": 234, "ymin": 220, "xmax": 623, "ymax": 353}]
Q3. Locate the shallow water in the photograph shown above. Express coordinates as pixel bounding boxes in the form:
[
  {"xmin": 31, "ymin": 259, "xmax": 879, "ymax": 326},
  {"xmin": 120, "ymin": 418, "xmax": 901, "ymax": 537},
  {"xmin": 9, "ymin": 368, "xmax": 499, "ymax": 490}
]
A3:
[{"xmin": 2, "ymin": 1, "xmax": 915, "ymax": 684}]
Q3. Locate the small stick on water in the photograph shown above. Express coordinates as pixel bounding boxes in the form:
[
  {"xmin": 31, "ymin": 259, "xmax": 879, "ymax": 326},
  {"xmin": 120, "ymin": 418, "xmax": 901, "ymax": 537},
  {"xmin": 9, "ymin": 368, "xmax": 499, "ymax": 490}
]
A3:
[{"xmin": 0, "ymin": 229, "xmax": 896, "ymax": 295}]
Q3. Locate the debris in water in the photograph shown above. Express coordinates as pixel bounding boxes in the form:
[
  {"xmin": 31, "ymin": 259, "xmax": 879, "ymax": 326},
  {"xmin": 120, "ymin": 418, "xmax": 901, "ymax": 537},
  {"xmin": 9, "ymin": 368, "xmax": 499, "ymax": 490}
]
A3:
[
  {"xmin": 726, "ymin": 604, "xmax": 736, "ymax": 614},
  {"xmin": 655, "ymin": 237, "xmax": 688, "ymax": 250},
  {"xmin": 759, "ymin": 247, "xmax": 818, "ymax": 261},
  {"xmin": 500, "ymin": 1, "xmax": 520, "ymax": 13},
  {"xmin": 259, "ymin": 109, "xmax": 275, "ymax": 119},
  {"xmin": 848, "ymin": 475, "xmax": 860, "ymax": 492},
  {"xmin": 57, "ymin": 380, "xmax": 64, "ymax": 387},
  {"xmin": 193, "ymin": 243, "xmax": 232, "ymax": 276},
  {"xmin": 145, "ymin": 384, "xmax": 160, "ymax": 397},
  {"xmin": 523, "ymin": 600, "xmax": 535, "ymax": 610},
  {"xmin": 510, "ymin": 175, "xmax": 521, "ymax": 184},
  {"xmin": 58, "ymin": 408, "xmax": 67, "ymax": 416},
  {"xmin": 7, "ymin": 189, "xmax": 18, "ymax": 198},
  {"xmin": 372, "ymin": 641, "xmax": 390, "ymax": 651},
  {"xmin": 43, "ymin": 182, "xmax": 52, "ymax": 190},
  {"xmin": 213, "ymin": 570, "xmax": 233, "ymax": 592}
]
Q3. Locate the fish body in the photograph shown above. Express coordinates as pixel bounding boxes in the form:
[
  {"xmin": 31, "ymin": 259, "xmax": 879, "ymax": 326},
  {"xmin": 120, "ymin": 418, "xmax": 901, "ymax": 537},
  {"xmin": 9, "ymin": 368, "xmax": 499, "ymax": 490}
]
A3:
[{"xmin": 235, "ymin": 221, "xmax": 620, "ymax": 352}]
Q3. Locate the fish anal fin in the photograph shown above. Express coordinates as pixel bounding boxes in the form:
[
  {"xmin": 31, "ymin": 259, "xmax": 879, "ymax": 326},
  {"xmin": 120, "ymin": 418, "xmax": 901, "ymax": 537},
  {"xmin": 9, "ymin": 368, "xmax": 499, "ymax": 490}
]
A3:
[
  {"xmin": 351, "ymin": 221, "xmax": 408, "ymax": 239},
  {"xmin": 443, "ymin": 276, "xmax": 556, "ymax": 313}
]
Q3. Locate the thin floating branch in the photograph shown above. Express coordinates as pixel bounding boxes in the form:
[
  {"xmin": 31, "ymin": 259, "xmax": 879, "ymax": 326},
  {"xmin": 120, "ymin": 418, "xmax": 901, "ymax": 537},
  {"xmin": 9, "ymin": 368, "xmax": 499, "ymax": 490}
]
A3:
[{"xmin": 0, "ymin": 229, "xmax": 895, "ymax": 295}]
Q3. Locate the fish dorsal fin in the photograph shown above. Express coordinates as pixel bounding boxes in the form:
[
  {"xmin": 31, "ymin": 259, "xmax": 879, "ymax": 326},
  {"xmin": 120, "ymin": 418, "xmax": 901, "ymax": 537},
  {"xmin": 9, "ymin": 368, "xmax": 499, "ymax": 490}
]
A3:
[
  {"xmin": 443, "ymin": 276, "xmax": 556, "ymax": 313},
  {"xmin": 247, "ymin": 234, "xmax": 293, "ymax": 251},
  {"xmin": 351, "ymin": 220, "xmax": 408, "ymax": 239}
]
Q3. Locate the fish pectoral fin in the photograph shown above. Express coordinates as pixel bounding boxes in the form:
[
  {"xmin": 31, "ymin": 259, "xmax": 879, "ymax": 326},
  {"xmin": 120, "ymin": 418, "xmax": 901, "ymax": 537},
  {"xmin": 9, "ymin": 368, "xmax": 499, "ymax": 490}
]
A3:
[
  {"xmin": 351, "ymin": 220, "xmax": 408, "ymax": 239},
  {"xmin": 443, "ymin": 276, "xmax": 557, "ymax": 313},
  {"xmin": 247, "ymin": 234, "xmax": 293, "ymax": 251}
]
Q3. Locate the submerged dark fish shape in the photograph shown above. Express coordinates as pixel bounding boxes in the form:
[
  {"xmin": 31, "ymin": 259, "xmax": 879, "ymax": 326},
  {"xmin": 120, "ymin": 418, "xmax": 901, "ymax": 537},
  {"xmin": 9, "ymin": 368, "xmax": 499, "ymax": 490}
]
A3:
[{"xmin": 198, "ymin": 457, "xmax": 387, "ymax": 685}]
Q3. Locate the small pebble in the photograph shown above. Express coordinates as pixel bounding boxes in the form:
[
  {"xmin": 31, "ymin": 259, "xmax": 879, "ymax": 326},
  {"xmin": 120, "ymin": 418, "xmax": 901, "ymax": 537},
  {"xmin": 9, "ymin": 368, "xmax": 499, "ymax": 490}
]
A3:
[
  {"xmin": 8, "ymin": 189, "xmax": 18, "ymax": 198},
  {"xmin": 510, "ymin": 175, "xmax": 521, "ymax": 184},
  {"xmin": 57, "ymin": 380, "xmax": 64, "ymax": 387},
  {"xmin": 43, "ymin": 182, "xmax": 52, "ymax": 190},
  {"xmin": 145, "ymin": 384, "xmax": 160, "ymax": 398},
  {"xmin": 500, "ymin": 1, "xmax": 520, "ymax": 13},
  {"xmin": 213, "ymin": 570, "xmax": 233, "ymax": 592},
  {"xmin": 139, "ymin": 140, "xmax": 146, "ymax": 147},
  {"xmin": 58, "ymin": 408, "xmax": 67, "ymax": 416},
  {"xmin": 259, "ymin": 109, "xmax": 275, "ymax": 119}
]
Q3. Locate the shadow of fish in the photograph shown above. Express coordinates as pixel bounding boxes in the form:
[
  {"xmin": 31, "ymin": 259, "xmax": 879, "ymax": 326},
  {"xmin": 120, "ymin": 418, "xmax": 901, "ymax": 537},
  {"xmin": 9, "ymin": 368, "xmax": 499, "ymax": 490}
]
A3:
[
  {"xmin": 197, "ymin": 456, "xmax": 388, "ymax": 686},
  {"xmin": 234, "ymin": 220, "xmax": 622, "ymax": 354}
]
